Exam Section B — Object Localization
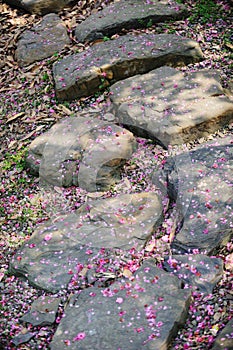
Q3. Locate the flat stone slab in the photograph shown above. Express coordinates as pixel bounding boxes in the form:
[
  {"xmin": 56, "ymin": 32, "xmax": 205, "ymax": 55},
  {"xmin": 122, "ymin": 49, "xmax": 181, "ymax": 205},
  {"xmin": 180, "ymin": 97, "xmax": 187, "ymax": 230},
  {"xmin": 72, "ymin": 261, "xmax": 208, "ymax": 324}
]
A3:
[
  {"xmin": 15, "ymin": 14, "xmax": 70, "ymax": 67},
  {"xmin": 154, "ymin": 136, "xmax": 233, "ymax": 254},
  {"xmin": 26, "ymin": 115, "xmax": 137, "ymax": 191},
  {"xmin": 110, "ymin": 66, "xmax": 233, "ymax": 146},
  {"xmin": 75, "ymin": 0, "xmax": 188, "ymax": 43},
  {"xmin": 20, "ymin": 296, "xmax": 61, "ymax": 326},
  {"xmin": 12, "ymin": 332, "xmax": 35, "ymax": 347},
  {"xmin": 50, "ymin": 260, "xmax": 191, "ymax": 350},
  {"xmin": 53, "ymin": 33, "xmax": 203, "ymax": 101},
  {"xmin": 163, "ymin": 254, "xmax": 223, "ymax": 294},
  {"xmin": 9, "ymin": 192, "xmax": 163, "ymax": 292},
  {"xmin": 5, "ymin": 0, "xmax": 72, "ymax": 15}
]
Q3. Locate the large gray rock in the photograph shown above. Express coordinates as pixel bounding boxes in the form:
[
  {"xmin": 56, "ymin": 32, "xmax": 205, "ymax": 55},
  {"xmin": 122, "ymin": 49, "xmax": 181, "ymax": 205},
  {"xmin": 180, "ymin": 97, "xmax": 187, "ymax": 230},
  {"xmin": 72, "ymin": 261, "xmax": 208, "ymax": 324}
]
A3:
[
  {"xmin": 26, "ymin": 115, "xmax": 137, "ymax": 191},
  {"xmin": 75, "ymin": 0, "xmax": 188, "ymax": 43},
  {"xmin": 20, "ymin": 296, "xmax": 61, "ymax": 326},
  {"xmin": 163, "ymin": 254, "xmax": 223, "ymax": 294},
  {"xmin": 15, "ymin": 13, "xmax": 70, "ymax": 67},
  {"xmin": 53, "ymin": 33, "xmax": 203, "ymax": 101},
  {"xmin": 50, "ymin": 260, "xmax": 191, "ymax": 350},
  {"xmin": 12, "ymin": 332, "xmax": 35, "ymax": 347},
  {"xmin": 110, "ymin": 66, "xmax": 233, "ymax": 147},
  {"xmin": 4, "ymin": 0, "xmax": 72, "ymax": 15},
  {"xmin": 154, "ymin": 136, "xmax": 233, "ymax": 254},
  {"xmin": 9, "ymin": 192, "xmax": 164, "ymax": 292}
]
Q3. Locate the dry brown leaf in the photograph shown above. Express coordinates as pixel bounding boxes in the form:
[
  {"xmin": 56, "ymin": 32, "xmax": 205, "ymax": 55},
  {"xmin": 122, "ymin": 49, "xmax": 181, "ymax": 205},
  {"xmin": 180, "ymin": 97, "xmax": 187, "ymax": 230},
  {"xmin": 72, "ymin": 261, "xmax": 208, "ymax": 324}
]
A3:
[
  {"xmin": 145, "ymin": 239, "xmax": 156, "ymax": 252},
  {"xmin": 5, "ymin": 61, "xmax": 14, "ymax": 68},
  {"xmin": 225, "ymin": 42, "xmax": 233, "ymax": 51},
  {"xmin": 8, "ymin": 140, "xmax": 17, "ymax": 149},
  {"xmin": 19, "ymin": 125, "xmax": 44, "ymax": 141},
  {"xmin": 225, "ymin": 253, "xmax": 233, "ymax": 271},
  {"xmin": 0, "ymin": 268, "xmax": 6, "ymax": 282},
  {"xmin": 65, "ymin": 17, "xmax": 77, "ymax": 30},
  {"xmin": 122, "ymin": 268, "xmax": 133, "ymax": 279},
  {"xmin": 79, "ymin": 267, "xmax": 88, "ymax": 277},
  {"xmin": 58, "ymin": 104, "xmax": 73, "ymax": 115},
  {"xmin": 6, "ymin": 112, "xmax": 25, "ymax": 123},
  {"xmin": 21, "ymin": 327, "xmax": 30, "ymax": 335},
  {"xmin": 87, "ymin": 191, "xmax": 105, "ymax": 198},
  {"xmin": 17, "ymin": 142, "xmax": 27, "ymax": 150}
]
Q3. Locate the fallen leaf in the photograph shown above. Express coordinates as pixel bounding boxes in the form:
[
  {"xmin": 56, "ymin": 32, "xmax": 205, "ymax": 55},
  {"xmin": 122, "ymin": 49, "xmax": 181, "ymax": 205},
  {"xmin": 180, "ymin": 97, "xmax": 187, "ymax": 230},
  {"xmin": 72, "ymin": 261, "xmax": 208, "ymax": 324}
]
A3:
[
  {"xmin": 122, "ymin": 268, "xmax": 133, "ymax": 278},
  {"xmin": 145, "ymin": 239, "xmax": 156, "ymax": 252},
  {"xmin": 8, "ymin": 140, "xmax": 17, "ymax": 149},
  {"xmin": 19, "ymin": 125, "xmax": 44, "ymax": 141},
  {"xmin": 6, "ymin": 112, "xmax": 25, "ymax": 123},
  {"xmin": 225, "ymin": 253, "xmax": 233, "ymax": 271},
  {"xmin": 79, "ymin": 267, "xmax": 88, "ymax": 277},
  {"xmin": 58, "ymin": 104, "xmax": 73, "ymax": 115}
]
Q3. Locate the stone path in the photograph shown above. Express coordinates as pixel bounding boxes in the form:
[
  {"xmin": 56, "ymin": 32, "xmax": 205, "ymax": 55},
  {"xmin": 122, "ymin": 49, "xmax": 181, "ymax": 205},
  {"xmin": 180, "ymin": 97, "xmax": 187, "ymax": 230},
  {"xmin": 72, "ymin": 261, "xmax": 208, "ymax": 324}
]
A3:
[
  {"xmin": 10, "ymin": 192, "xmax": 164, "ymax": 292},
  {"xmin": 15, "ymin": 13, "xmax": 71, "ymax": 67},
  {"xmin": 53, "ymin": 33, "xmax": 203, "ymax": 101},
  {"xmin": 50, "ymin": 260, "xmax": 192, "ymax": 350},
  {"xmin": 110, "ymin": 66, "xmax": 233, "ymax": 146},
  {"xmin": 161, "ymin": 136, "xmax": 233, "ymax": 255},
  {"xmin": 4, "ymin": 0, "xmax": 233, "ymax": 349},
  {"xmin": 25, "ymin": 116, "xmax": 137, "ymax": 191},
  {"xmin": 74, "ymin": 0, "xmax": 188, "ymax": 43}
]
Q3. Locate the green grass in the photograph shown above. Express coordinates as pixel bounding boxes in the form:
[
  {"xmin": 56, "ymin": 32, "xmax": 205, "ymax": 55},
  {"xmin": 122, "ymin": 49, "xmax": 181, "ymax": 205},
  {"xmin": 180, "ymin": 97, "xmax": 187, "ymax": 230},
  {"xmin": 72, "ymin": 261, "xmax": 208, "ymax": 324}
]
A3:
[
  {"xmin": 137, "ymin": 18, "xmax": 154, "ymax": 28},
  {"xmin": 42, "ymin": 72, "xmax": 49, "ymax": 81},
  {"xmin": 189, "ymin": 0, "xmax": 224, "ymax": 24},
  {"xmin": 2, "ymin": 148, "xmax": 28, "ymax": 171},
  {"xmin": 174, "ymin": 0, "xmax": 227, "ymax": 24}
]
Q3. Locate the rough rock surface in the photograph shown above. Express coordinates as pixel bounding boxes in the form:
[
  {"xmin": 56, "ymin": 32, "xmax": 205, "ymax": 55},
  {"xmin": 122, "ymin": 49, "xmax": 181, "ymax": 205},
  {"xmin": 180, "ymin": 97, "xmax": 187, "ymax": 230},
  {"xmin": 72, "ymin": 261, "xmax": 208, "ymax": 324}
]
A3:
[
  {"xmin": 5, "ymin": 2, "xmax": 233, "ymax": 347},
  {"xmin": 4, "ymin": 0, "xmax": 72, "ymax": 15},
  {"xmin": 20, "ymin": 296, "xmax": 61, "ymax": 326},
  {"xmin": 110, "ymin": 66, "xmax": 233, "ymax": 146},
  {"xmin": 50, "ymin": 260, "xmax": 192, "ymax": 350},
  {"xmin": 154, "ymin": 136, "xmax": 233, "ymax": 254},
  {"xmin": 25, "ymin": 115, "xmax": 137, "ymax": 191},
  {"xmin": 163, "ymin": 254, "xmax": 223, "ymax": 294},
  {"xmin": 75, "ymin": 0, "xmax": 188, "ymax": 43},
  {"xmin": 15, "ymin": 13, "xmax": 70, "ymax": 67},
  {"xmin": 9, "ymin": 192, "xmax": 163, "ymax": 292},
  {"xmin": 12, "ymin": 332, "xmax": 36, "ymax": 347},
  {"xmin": 53, "ymin": 33, "xmax": 203, "ymax": 101}
]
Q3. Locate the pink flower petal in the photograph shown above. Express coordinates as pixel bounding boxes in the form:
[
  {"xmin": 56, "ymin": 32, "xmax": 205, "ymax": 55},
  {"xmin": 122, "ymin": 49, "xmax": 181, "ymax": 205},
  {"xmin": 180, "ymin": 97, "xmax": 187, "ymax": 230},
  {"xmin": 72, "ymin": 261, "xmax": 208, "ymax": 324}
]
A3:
[
  {"xmin": 116, "ymin": 297, "xmax": 124, "ymax": 304},
  {"xmin": 73, "ymin": 332, "xmax": 86, "ymax": 341}
]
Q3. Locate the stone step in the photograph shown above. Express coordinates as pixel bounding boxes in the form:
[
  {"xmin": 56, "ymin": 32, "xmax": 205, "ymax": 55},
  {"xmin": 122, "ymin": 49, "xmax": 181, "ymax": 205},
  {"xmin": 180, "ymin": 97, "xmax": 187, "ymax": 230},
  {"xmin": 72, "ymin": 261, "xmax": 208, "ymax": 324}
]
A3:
[
  {"xmin": 50, "ymin": 260, "xmax": 192, "ymax": 350},
  {"xmin": 75, "ymin": 0, "xmax": 188, "ymax": 43},
  {"xmin": 25, "ymin": 115, "xmax": 137, "ymax": 191},
  {"xmin": 9, "ymin": 192, "xmax": 164, "ymax": 292},
  {"xmin": 53, "ymin": 33, "xmax": 203, "ymax": 101},
  {"xmin": 110, "ymin": 66, "xmax": 233, "ymax": 146},
  {"xmin": 152, "ymin": 135, "xmax": 233, "ymax": 255},
  {"xmin": 15, "ymin": 13, "xmax": 71, "ymax": 67}
]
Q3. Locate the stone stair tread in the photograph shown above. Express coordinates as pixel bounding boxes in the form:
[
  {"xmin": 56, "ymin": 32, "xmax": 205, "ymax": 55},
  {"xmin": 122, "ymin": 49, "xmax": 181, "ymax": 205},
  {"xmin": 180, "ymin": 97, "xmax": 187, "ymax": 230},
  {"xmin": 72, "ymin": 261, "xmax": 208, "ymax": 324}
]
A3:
[
  {"xmin": 75, "ymin": 0, "xmax": 188, "ymax": 43},
  {"xmin": 110, "ymin": 66, "xmax": 233, "ymax": 146},
  {"xmin": 53, "ymin": 33, "xmax": 203, "ymax": 101}
]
